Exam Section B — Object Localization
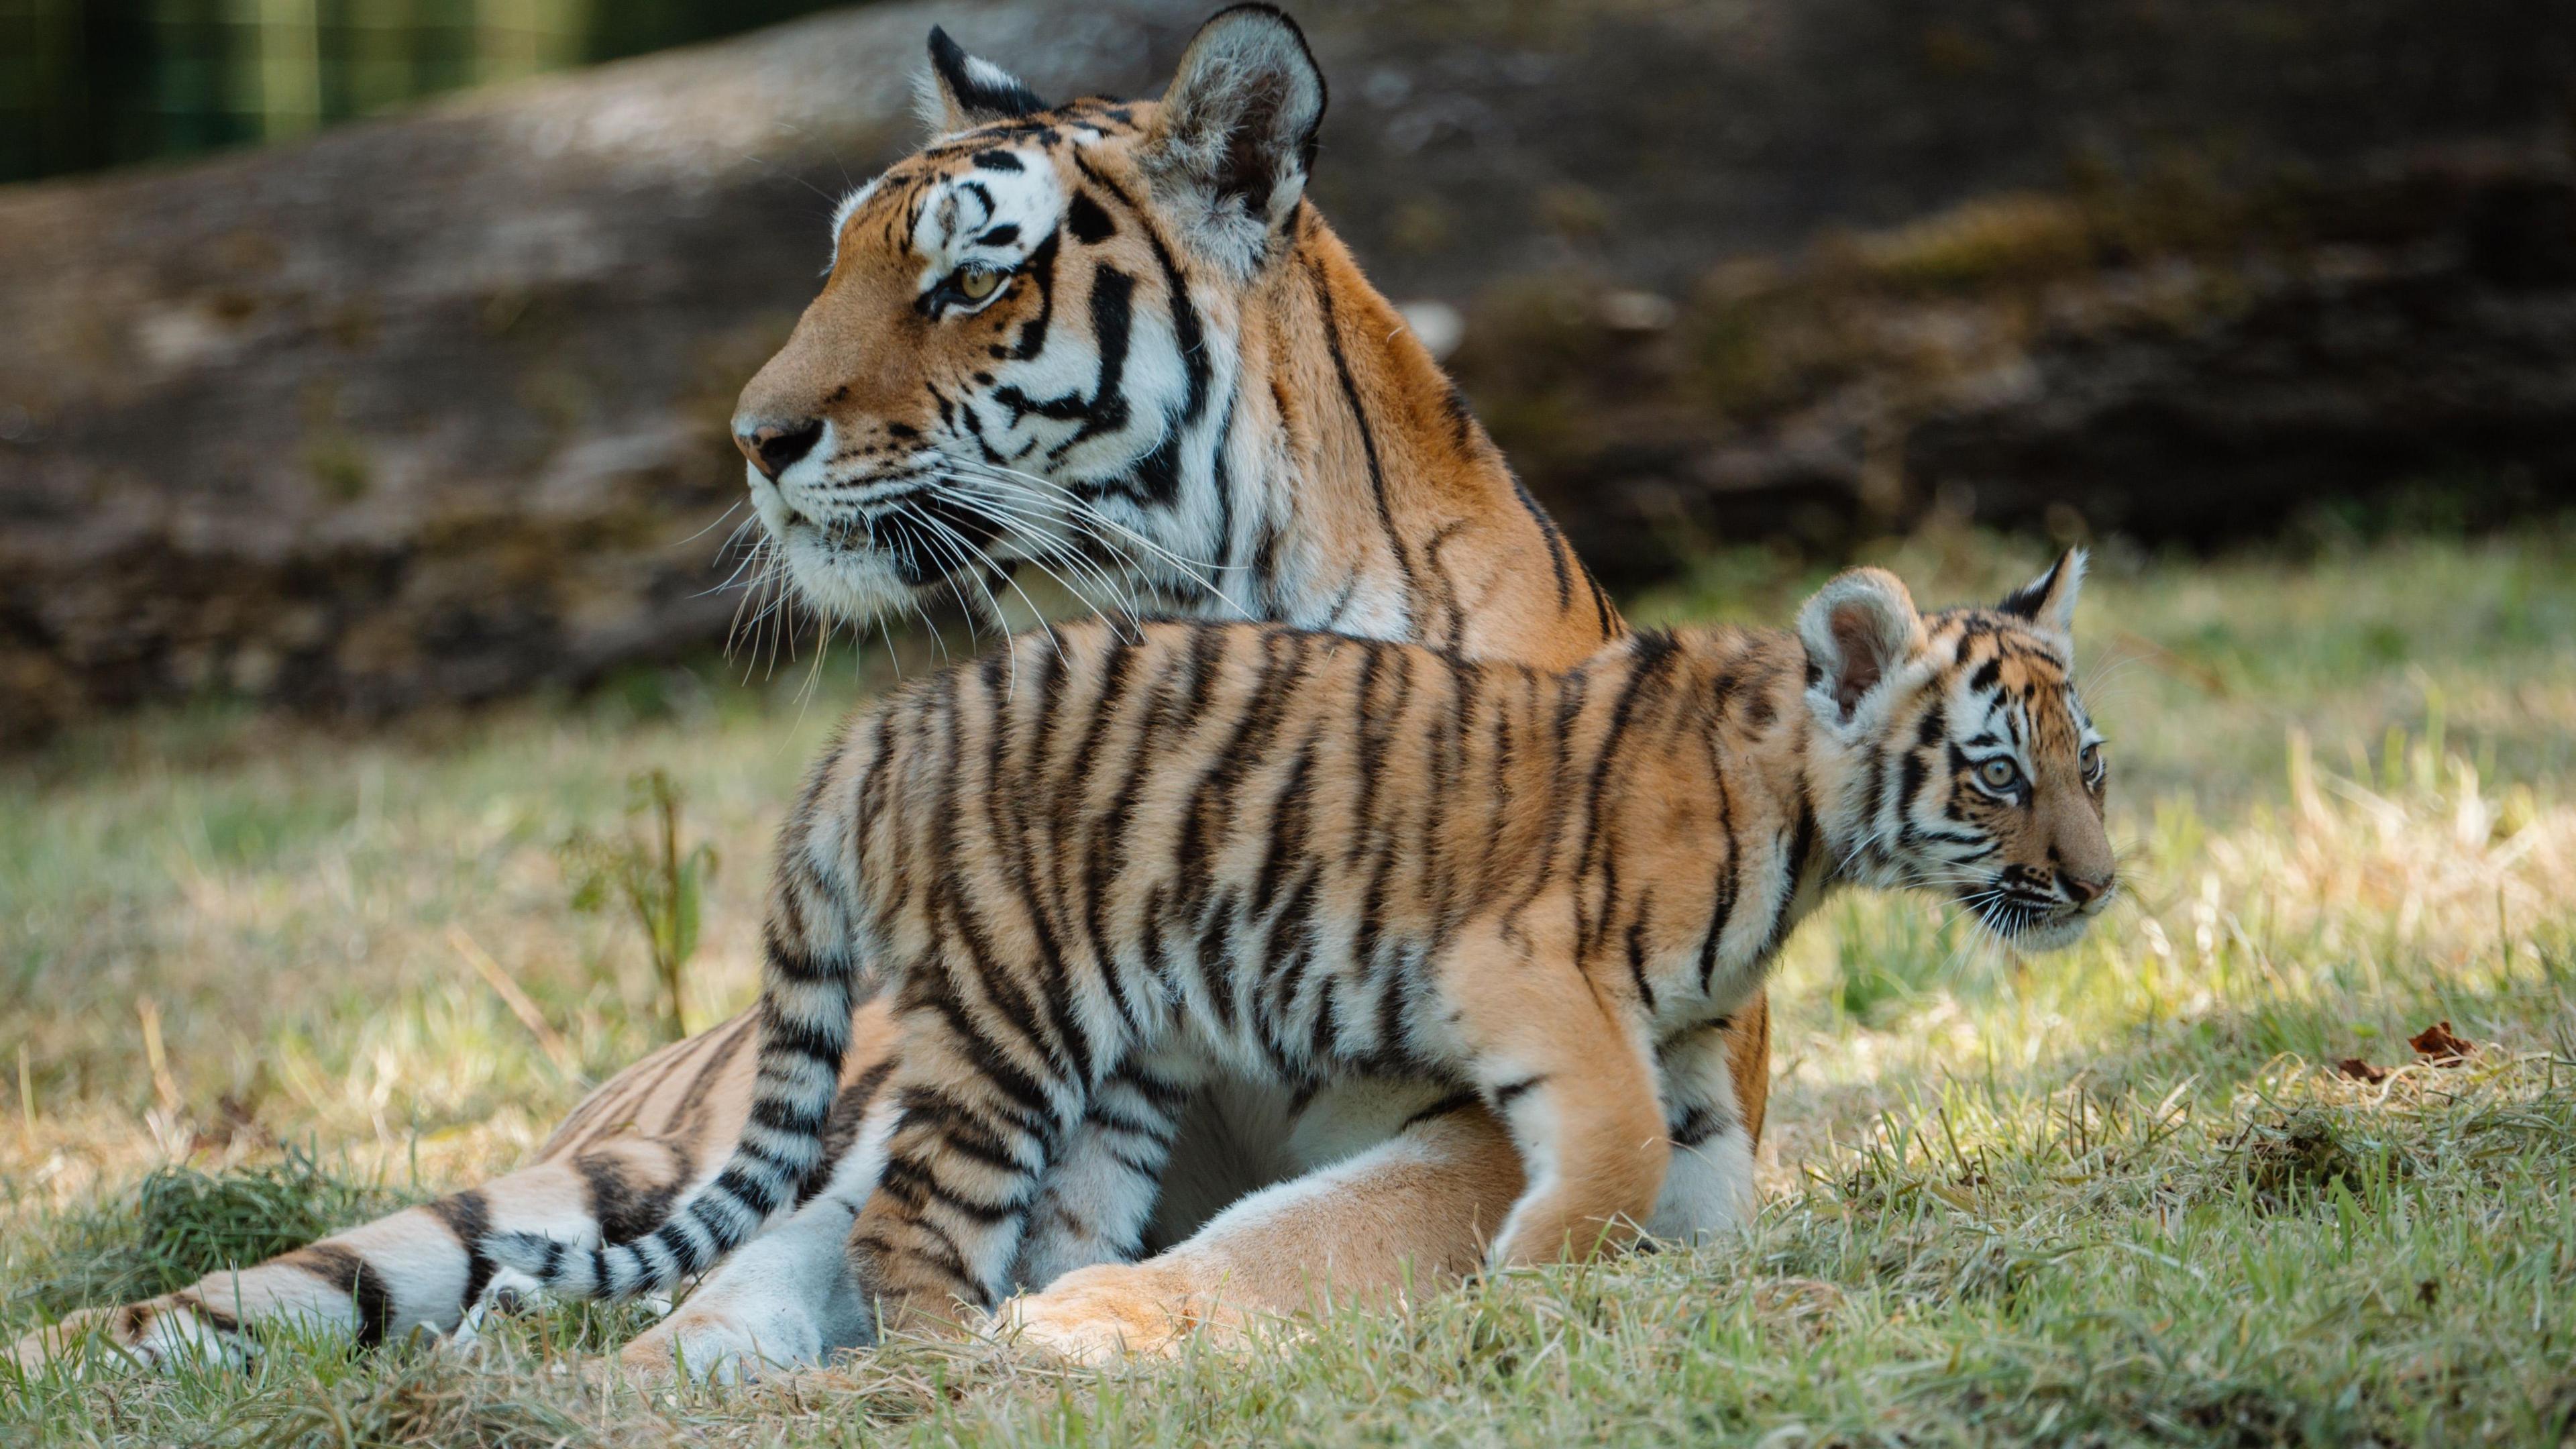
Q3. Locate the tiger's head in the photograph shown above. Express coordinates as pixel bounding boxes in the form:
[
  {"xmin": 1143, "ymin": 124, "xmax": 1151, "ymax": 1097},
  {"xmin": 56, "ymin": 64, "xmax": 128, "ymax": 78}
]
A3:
[
  {"xmin": 731, "ymin": 5, "xmax": 1326, "ymax": 627},
  {"xmin": 1800, "ymin": 550, "xmax": 2115, "ymax": 951}
]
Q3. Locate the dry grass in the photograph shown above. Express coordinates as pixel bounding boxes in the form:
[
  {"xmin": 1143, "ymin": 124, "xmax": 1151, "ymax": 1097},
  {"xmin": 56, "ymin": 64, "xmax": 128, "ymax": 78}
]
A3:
[{"xmin": 3, "ymin": 525, "xmax": 2573, "ymax": 1445}]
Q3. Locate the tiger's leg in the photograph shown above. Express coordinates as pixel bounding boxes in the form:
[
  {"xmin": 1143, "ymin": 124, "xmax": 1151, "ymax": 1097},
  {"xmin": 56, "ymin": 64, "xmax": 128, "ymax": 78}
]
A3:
[
  {"xmin": 608, "ymin": 998, "xmax": 906, "ymax": 1381},
  {"xmin": 1006, "ymin": 1055, "xmax": 1194, "ymax": 1293},
  {"xmin": 1001, "ymin": 1096, "xmax": 1522, "ymax": 1363},
  {"xmin": 5, "ymin": 1171, "xmax": 585, "ymax": 1376},
  {"xmin": 3, "ymin": 1016, "xmax": 762, "ymax": 1378},
  {"xmin": 612, "ymin": 1099, "xmax": 896, "ymax": 1381}
]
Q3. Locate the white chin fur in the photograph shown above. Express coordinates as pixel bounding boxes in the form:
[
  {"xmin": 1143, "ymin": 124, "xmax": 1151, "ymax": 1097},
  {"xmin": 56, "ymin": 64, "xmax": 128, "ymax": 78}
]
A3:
[
  {"xmin": 745, "ymin": 470, "xmax": 925, "ymax": 626},
  {"xmin": 776, "ymin": 524, "xmax": 920, "ymax": 625},
  {"xmin": 2000, "ymin": 912, "xmax": 2094, "ymax": 953}
]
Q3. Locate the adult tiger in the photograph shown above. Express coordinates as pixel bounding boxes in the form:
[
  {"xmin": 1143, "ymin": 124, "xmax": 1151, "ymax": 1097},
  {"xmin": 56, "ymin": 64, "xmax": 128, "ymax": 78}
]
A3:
[{"xmin": 5, "ymin": 5, "xmax": 1772, "ymax": 1378}]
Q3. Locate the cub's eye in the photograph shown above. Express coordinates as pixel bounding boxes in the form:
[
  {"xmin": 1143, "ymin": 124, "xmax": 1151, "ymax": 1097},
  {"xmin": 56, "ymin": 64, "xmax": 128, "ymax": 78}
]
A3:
[
  {"xmin": 1977, "ymin": 758, "xmax": 2025, "ymax": 794},
  {"xmin": 954, "ymin": 264, "xmax": 1007, "ymax": 302},
  {"xmin": 2081, "ymin": 743, "xmax": 2104, "ymax": 780}
]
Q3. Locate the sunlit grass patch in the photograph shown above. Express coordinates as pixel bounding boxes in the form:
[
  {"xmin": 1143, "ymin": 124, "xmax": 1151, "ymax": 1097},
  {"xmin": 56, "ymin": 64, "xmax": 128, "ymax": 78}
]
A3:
[{"xmin": 3, "ymin": 527, "xmax": 2573, "ymax": 1444}]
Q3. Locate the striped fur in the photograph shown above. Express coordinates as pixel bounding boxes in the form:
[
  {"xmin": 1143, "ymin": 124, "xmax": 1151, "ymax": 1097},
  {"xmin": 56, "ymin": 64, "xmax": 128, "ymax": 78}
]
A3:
[
  {"xmin": 8, "ymin": 7, "xmax": 1776, "ymax": 1377},
  {"xmin": 488, "ymin": 557, "xmax": 2115, "ymax": 1319}
]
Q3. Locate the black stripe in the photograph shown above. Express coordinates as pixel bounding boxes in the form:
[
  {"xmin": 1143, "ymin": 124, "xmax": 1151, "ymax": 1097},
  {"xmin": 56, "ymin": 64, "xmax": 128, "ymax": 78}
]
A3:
[
  {"xmin": 288, "ymin": 1244, "xmax": 393, "ymax": 1348},
  {"xmin": 1574, "ymin": 633, "xmax": 1680, "ymax": 955},
  {"xmin": 985, "ymin": 646, "xmax": 1095, "ymax": 1089},
  {"xmin": 1009, "ymin": 229, "xmax": 1061, "ymax": 360},
  {"xmin": 1066, "ymin": 191, "xmax": 1116, "ymax": 244},
  {"xmin": 1305, "ymin": 258, "xmax": 1413, "ymax": 594},
  {"xmin": 1210, "ymin": 388, "xmax": 1239, "ymax": 574},
  {"xmin": 1624, "ymin": 901, "xmax": 1660, "ymax": 1015},
  {"xmin": 425, "ymin": 1189, "xmax": 496, "ymax": 1313},
  {"xmin": 796, "ymin": 1059, "xmax": 897, "ymax": 1205},
  {"xmin": 168, "ymin": 1293, "xmax": 239, "ymax": 1335},
  {"xmin": 906, "ymin": 969, "xmax": 1061, "ymax": 1122},
  {"xmin": 1758, "ymin": 800, "xmax": 1821, "ymax": 961},
  {"xmin": 1506, "ymin": 469, "xmax": 1577, "ymax": 616},
  {"xmin": 1398, "ymin": 1090, "xmax": 1479, "ymax": 1133},
  {"xmin": 1696, "ymin": 747, "xmax": 1741, "ymax": 993},
  {"xmin": 1670, "ymin": 1104, "xmax": 1728, "ymax": 1149}
]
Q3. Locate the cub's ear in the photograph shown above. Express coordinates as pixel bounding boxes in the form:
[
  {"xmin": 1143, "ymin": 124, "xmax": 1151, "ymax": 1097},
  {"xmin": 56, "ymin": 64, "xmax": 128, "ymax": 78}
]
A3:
[
  {"xmin": 1799, "ymin": 567, "xmax": 1929, "ymax": 729},
  {"xmin": 1141, "ymin": 4, "xmax": 1327, "ymax": 270},
  {"xmin": 1996, "ymin": 547, "xmax": 2087, "ymax": 645},
  {"xmin": 918, "ymin": 26, "xmax": 1047, "ymax": 137}
]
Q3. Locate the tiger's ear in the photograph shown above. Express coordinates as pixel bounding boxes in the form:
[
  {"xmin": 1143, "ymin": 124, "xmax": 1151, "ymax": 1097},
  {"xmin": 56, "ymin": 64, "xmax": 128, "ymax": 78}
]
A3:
[
  {"xmin": 1141, "ymin": 5, "xmax": 1328, "ymax": 270},
  {"xmin": 918, "ymin": 26, "xmax": 1047, "ymax": 137},
  {"xmin": 1997, "ymin": 547, "xmax": 2086, "ymax": 646},
  {"xmin": 1799, "ymin": 567, "xmax": 1930, "ymax": 732}
]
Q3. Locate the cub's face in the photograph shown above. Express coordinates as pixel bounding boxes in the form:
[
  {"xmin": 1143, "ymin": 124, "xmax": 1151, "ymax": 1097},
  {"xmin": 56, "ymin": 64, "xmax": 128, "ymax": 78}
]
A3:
[
  {"xmin": 727, "ymin": 12, "xmax": 1327, "ymax": 631},
  {"xmin": 1913, "ymin": 601, "xmax": 2113, "ymax": 951},
  {"xmin": 1805, "ymin": 551, "xmax": 2116, "ymax": 952}
]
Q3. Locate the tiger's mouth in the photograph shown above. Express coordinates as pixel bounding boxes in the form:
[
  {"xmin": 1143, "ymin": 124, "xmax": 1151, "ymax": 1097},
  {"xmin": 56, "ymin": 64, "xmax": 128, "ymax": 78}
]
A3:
[
  {"xmin": 777, "ymin": 492, "xmax": 1008, "ymax": 589},
  {"xmin": 1966, "ymin": 886, "xmax": 2098, "ymax": 952},
  {"xmin": 747, "ymin": 443, "xmax": 1226, "ymax": 639},
  {"xmin": 749, "ymin": 457, "xmax": 1180, "ymax": 634}
]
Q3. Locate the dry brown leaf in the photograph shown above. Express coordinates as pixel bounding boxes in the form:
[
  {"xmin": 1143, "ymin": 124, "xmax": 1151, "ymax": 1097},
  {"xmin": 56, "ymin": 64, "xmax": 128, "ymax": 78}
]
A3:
[
  {"xmin": 2409, "ymin": 1021, "xmax": 2475, "ymax": 1065},
  {"xmin": 2334, "ymin": 1057, "xmax": 2392, "ymax": 1085}
]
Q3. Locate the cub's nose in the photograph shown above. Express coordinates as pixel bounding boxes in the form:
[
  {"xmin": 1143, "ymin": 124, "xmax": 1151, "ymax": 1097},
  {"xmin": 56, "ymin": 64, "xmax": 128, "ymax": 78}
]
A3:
[{"xmin": 735, "ymin": 417, "xmax": 823, "ymax": 480}]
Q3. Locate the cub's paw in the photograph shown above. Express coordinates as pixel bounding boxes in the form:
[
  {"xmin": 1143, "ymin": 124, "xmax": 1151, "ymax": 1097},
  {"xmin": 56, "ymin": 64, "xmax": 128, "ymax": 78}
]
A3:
[{"xmin": 996, "ymin": 1263, "xmax": 1238, "ymax": 1366}]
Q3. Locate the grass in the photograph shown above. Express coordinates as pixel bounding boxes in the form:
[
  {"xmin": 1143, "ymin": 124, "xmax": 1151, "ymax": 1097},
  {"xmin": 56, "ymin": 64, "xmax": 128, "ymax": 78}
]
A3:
[{"xmin": 3, "ymin": 524, "xmax": 2574, "ymax": 1444}]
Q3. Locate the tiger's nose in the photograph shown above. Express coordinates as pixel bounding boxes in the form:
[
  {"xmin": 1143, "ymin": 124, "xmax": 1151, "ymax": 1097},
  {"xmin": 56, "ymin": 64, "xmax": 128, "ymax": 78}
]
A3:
[
  {"xmin": 735, "ymin": 417, "xmax": 823, "ymax": 480},
  {"xmin": 2061, "ymin": 870, "xmax": 2115, "ymax": 911}
]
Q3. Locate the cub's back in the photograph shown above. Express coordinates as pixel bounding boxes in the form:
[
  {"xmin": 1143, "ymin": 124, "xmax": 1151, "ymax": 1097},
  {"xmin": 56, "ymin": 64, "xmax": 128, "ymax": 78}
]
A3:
[{"xmin": 811, "ymin": 622, "xmax": 1579, "ymax": 959}]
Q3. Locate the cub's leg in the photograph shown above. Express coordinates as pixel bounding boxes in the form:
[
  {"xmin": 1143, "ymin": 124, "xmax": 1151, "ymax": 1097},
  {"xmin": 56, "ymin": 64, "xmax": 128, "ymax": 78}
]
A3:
[
  {"xmin": 1008, "ymin": 1055, "xmax": 1195, "ymax": 1292},
  {"xmin": 1436, "ymin": 906, "xmax": 1670, "ymax": 1269},
  {"xmin": 1001, "ymin": 1098, "xmax": 1523, "ymax": 1363},
  {"xmin": 846, "ymin": 982, "xmax": 1089, "ymax": 1336},
  {"xmin": 1646, "ymin": 1020, "xmax": 1760, "ymax": 1244}
]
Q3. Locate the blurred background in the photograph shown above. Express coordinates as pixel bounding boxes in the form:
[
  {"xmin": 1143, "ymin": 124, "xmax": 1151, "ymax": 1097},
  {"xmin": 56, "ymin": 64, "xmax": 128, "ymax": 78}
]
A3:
[
  {"xmin": 1, "ymin": 0, "xmax": 836, "ymax": 182},
  {"xmin": 4, "ymin": 17, "xmax": 2574, "ymax": 1429},
  {"xmin": 4, "ymin": 0, "xmax": 2573, "ymax": 747}
]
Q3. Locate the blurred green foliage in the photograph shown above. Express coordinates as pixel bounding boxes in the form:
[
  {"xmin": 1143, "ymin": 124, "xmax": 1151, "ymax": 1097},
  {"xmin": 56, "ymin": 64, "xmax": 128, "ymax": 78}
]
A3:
[
  {"xmin": 556, "ymin": 767, "xmax": 718, "ymax": 1042},
  {"xmin": 0, "ymin": 0, "xmax": 860, "ymax": 184}
]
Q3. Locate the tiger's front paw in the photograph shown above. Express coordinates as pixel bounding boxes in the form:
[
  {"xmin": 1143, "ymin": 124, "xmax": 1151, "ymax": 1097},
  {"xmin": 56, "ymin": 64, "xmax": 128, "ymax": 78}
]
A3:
[
  {"xmin": 616, "ymin": 1294, "xmax": 818, "ymax": 1385},
  {"xmin": 7, "ymin": 1300, "xmax": 251, "ymax": 1379},
  {"xmin": 995, "ymin": 1262, "xmax": 1241, "ymax": 1366}
]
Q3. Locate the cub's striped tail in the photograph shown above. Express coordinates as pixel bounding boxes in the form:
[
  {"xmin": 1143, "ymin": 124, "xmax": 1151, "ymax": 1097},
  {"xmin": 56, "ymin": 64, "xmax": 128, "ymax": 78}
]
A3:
[{"xmin": 482, "ymin": 925, "xmax": 865, "ymax": 1299}]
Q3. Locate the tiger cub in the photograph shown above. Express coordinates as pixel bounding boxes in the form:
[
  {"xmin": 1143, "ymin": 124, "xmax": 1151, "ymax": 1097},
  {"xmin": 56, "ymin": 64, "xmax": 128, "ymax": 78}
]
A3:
[{"xmin": 490, "ymin": 551, "xmax": 2115, "ymax": 1326}]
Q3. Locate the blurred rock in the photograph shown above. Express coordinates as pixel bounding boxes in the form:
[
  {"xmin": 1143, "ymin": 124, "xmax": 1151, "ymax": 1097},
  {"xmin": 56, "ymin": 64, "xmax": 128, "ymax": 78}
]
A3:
[
  {"xmin": 1455, "ymin": 150, "xmax": 2576, "ymax": 588},
  {"xmin": 5, "ymin": 0, "xmax": 2575, "ymax": 741}
]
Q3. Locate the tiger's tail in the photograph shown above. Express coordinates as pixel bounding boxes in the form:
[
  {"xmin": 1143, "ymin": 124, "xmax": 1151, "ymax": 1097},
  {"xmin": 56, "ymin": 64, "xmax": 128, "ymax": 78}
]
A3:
[{"xmin": 483, "ymin": 924, "xmax": 865, "ymax": 1299}]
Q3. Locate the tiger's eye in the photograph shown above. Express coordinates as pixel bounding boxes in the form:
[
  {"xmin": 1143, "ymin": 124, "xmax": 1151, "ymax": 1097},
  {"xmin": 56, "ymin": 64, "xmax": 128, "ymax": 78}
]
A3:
[
  {"xmin": 1979, "ymin": 759, "xmax": 2023, "ymax": 792},
  {"xmin": 956, "ymin": 264, "xmax": 1005, "ymax": 301},
  {"xmin": 2081, "ymin": 743, "xmax": 2103, "ymax": 775}
]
